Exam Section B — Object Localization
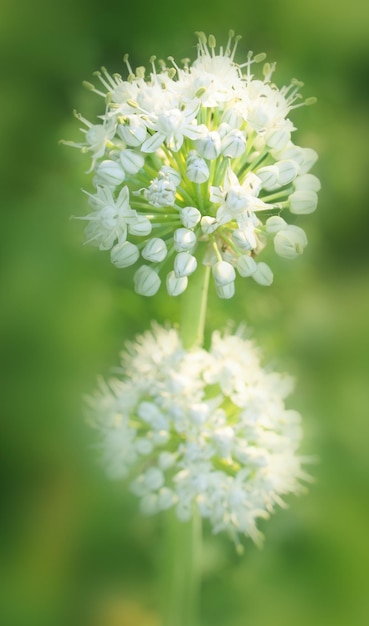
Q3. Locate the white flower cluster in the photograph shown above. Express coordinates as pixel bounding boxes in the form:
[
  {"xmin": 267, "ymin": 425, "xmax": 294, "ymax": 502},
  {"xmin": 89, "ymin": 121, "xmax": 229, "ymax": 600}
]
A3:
[
  {"xmin": 90, "ymin": 324, "xmax": 306, "ymax": 546},
  {"xmin": 66, "ymin": 31, "xmax": 320, "ymax": 298}
]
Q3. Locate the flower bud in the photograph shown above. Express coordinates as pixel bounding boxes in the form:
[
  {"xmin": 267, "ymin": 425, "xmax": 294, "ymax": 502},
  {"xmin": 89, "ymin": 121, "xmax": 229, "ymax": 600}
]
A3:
[
  {"xmin": 159, "ymin": 166, "xmax": 181, "ymax": 186},
  {"xmin": 180, "ymin": 206, "xmax": 201, "ymax": 229},
  {"xmin": 299, "ymin": 148, "xmax": 318, "ymax": 174},
  {"xmin": 221, "ymin": 107, "xmax": 243, "ymax": 128},
  {"xmin": 232, "ymin": 227, "xmax": 257, "ymax": 250},
  {"xmin": 95, "ymin": 160, "xmax": 125, "ymax": 186},
  {"xmin": 118, "ymin": 116, "xmax": 147, "ymax": 146},
  {"xmin": 256, "ymin": 165, "xmax": 279, "ymax": 191},
  {"xmin": 274, "ymin": 144, "xmax": 305, "ymax": 166},
  {"xmin": 120, "ymin": 149, "xmax": 144, "ymax": 175},
  {"xmin": 252, "ymin": 262, "xmax": 273, "ymax": 286},
  {"xmin": 142, "ymin": 238, "xmax": 168, "ymax": 262},
  {"xmin": 195, "ymin": 131, "xmax": 222, "ymax": 159},
  {"xmin": 201, "ymin": 216, "xmax": 218, "ymax": 235},
  {"xmin": 174, "ymin": 252, "xmax": 197, "ymax": 277},
  {"xmin": 215, "ymin": 281, "xmax": 235, "ymax": 299},
  {"xmin": 274, "ymin": 225, "xmax": 307, "ymax": 258},
  {"xmin": 221, "ymin": 129, "xmax": 247, "ymax": 158},
  {"xmin": 217, "ymin": 122, "xmax": 232, "ymax": 138},
  {"xmin": 212, "ymin": 261, "xmax": 236, "ymax": 285},
  {"xmin": 266, "ymin": 215, "xmax": 288, "ymax": 233},
  {"xmin": 294, "ymin": 173, "xmax": 321, "ymax": 192},
  {"xmin": 128, "ymin": 216, "xmax": 152, "ymax": 236},
  {"xmin": 276, "ymin": 160, "xmax": 299, "ymax": 186},
  {"xmin": 237, "ymin": 254, "xmax": 257, "ymax": 277},
  {"xmin": 166, "ymin": 270, "xmax": 188, "ymax": 296},
  {"xmin": 186, "ymin": 154, "xmax": 209, "ymax": 183},
  {"xmin": 134, "ymin": 265, "xmax": 161, "ymax": 296},
  {"xmin": 265, "ymin": 126, "xmax": 291, "ymax": 151},
  {"xmin": 111, "ymin": 241, "xmax": 139, "ymax": 268},
  {"xmin": 289, "ymin": 190, "xmax": 318, "ymax": 214},
  {"xmin": 173, "ymin": 228, "xmax": 196, "ymax": 252}
]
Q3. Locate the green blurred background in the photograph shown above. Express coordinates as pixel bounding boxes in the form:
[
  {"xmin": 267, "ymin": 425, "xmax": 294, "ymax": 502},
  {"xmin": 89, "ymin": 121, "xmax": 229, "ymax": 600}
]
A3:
[{"xmin": 1, "ymin": 0, "xmax": 369, "ymax": 624}]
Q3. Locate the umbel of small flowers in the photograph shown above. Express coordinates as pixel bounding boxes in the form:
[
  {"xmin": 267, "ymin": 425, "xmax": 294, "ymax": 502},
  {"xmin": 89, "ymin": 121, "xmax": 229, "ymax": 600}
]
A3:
[
  {"xmin": 64, "ymin": 31, "xmax": 320, "ymax": 298},
  {"xmin": 89, "ymin": 323, "xmax": 309, "ymax": 549}
]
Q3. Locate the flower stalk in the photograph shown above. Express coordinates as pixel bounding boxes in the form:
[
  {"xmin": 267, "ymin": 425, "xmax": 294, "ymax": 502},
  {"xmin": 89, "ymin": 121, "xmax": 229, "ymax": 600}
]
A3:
[
  {"xmin": 180, "ymin": 244, "xmax": 211, "ymax": 349},
  {"xmin": 163, "ymin": 508, "xmax": 202, "ymax": 626}
]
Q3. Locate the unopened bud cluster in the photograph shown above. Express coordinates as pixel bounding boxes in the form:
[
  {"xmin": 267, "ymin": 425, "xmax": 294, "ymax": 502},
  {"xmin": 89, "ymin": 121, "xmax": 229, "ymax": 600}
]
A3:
[
  {"xmin": 65, "ymin": 31, "xmax": 319, "ymax": 297},
  {"xmin": 90, "ymin": 324, "xmax": 307, "ymax": 546}
]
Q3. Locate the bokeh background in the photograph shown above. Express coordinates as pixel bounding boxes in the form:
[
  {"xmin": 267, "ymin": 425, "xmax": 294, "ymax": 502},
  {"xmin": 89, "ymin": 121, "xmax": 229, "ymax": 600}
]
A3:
[{"xmin": 1, "ymin": 0, "xmax": 369, "ymax": 624}]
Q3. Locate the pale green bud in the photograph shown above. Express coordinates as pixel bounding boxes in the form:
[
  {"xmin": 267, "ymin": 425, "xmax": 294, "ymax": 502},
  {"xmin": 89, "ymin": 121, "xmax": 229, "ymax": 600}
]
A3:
[
  {"xmin": 128, "ymin": 216, "xmax": 152, "ymax": 236},
  {"xmin": 201, "ymin": 216, "xmax": 218, "ymax": 235},
  {"xmin": 120, "ymin": 149, "xmax": 144, "ymax": 175},
  {"xmin": 274, "ymin": 225, "xmax": 307, "ymax": 258},
  {"xmin": 289, "ymin": 190, "xmax": 318, "ymax": 214},
  {"xmin": 166, "ymin": 270, "xmax": 188, "ymax": 296},
  {"xmin": 173, "ymin": 228, "xmax": 196, "ymax": 252},
  {"xmin": 110, "ymin": 241, "xmax": 139, "ymax": 268},
  {"xmin": 257, "ymin": 165, "xmax": 279, "ymax": 191},
  {"xmin": 174, "ymin": 252, "xmax": 197, "ymax": 277},
  {"xmin": 299, "ymin": 148, "xmax": 318, "ymax": 174},
  {"xmin": 221, "ymin": 129, "xmax": 247, "ymax": 158},
  {"xmin": 276, "ymin": 160, "xmax": 299, "ymax": 186},
  {"xmin": 294, "ymin": 173, "xmax": 321, "ymax": 192},
  {"xmin": 221, "ymin": 107, "xmax": 243, "ymax": 128},
  {"xmin": 212, "ymin": 261, "xmax": 236, "ymax": 285},
  {"xmin": 186, "ymin": 154, "xmax": 209, "ymax": 183},
  {"xmin": 134, "ymin": 265, "xmax": 161, "ymax": 296},
  {"xmin": 266, "ymin": 126, "xmax": 291, "ymax": 151},
  {"xmin": 237, "ymin": 254, "xmax": 257, "ymax": 277},
  {"xmin": 180, "ymin": 206, "xmax": 201, "ymax": 229},
  {"xmin": 196, "ymin": 131, "xmax": 222, "ymax": 159},
  {"xmin": 95, "ymin": 160, "xmax": 125, "ymax": 186},
  {"xmin": 252, "ymin": 262, "xmax": 273, "ymax": 286},
  {"xmin": 232, "ymin": 228, "xmax": 256, "ymax": 251},
  {"xmin": 142, "ymin": 238, "xmax": 167, "ymax": 262},
  {"xmin": 266, "ymin": 215, "xmax": 288, "ymax": 233},
  {"xmin": 216, "ymin": 282, "xmax": 235, "ymax": 299}
]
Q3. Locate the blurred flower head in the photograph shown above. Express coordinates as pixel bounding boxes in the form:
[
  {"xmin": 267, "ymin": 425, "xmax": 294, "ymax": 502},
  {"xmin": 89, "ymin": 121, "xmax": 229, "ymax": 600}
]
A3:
[
  {"xmin": 89, "ymin": 324, "xmax": 307, "ymax": 547},
  {"xmin": 65, "ymin": 31, "xmax": 319, "ymax": 298}
]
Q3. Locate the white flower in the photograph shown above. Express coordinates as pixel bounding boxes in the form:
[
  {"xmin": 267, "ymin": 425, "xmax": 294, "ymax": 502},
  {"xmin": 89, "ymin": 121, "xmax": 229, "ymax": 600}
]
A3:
[
  {"xmin": 89, "ymin": 324, "xmax": 307, "ymax": 546},
  {"xmin": 142, "ymin": 101, "xmax": 207, "ymax": 153},
  {"xmin": 117, "ymin": 115, "xmax": 148, "ymax": 146},
  {"xmin": 82, "ymin": 185, "xmax": 137, "ymax": 250},
  {"xmin": 66, "ymin": 31, "xmax": 319, "ymax": 297}
]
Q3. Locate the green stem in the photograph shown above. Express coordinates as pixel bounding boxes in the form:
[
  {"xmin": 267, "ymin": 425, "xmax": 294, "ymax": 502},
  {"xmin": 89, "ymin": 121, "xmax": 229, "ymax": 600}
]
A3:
[
  {"xmin": 162, "ymin": 246, "xmax": 210, "ymax": 626},
  {"xmin": 163, "ymin": 508, "xmax": 202, "ymax": 626},
  {"xmin": 179, "ymin": 244, "xmax": 211, "ymax": 349}
]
